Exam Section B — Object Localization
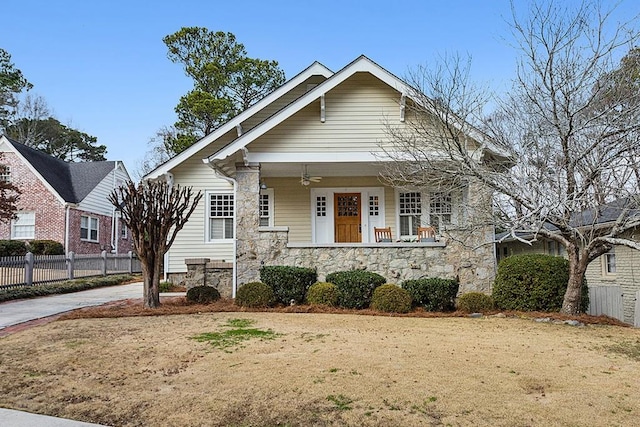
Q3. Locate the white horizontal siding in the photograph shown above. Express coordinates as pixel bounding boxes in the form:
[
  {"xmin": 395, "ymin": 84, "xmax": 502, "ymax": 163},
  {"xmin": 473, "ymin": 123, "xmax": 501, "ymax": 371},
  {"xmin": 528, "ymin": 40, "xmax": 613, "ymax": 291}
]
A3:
[
  {"xmin": 242, "ymin": 75, "xmax": 328, "ymax": 132},
  {"xmin": 167, "ymin": 156, "xmax": 234, "ymax": 273},
  {"xmin": 249, "ymin": 72, "xmax": 402, "ymax": 153},
  {"xmin": 78, "ymin": 163, "xmax": 130, "ymax": 216}
]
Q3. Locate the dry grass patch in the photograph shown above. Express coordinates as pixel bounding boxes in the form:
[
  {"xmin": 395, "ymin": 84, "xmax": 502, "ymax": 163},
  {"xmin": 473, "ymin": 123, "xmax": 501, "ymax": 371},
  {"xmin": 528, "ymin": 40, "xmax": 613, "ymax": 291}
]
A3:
[{"xmin": 0, "ymin": 309, "xmax": 638, "ymax": 426}]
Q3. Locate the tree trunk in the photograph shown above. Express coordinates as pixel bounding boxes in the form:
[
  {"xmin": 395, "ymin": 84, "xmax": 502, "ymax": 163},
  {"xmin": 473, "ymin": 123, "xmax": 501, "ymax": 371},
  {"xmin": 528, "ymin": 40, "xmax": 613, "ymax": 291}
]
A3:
[
  {"xmin": 142, "ymin": 254, "xmax": 161, "ymax": 308},
  {"xmin": 561, "ymin": 248, "xmax": 588, "ymax": 315}
]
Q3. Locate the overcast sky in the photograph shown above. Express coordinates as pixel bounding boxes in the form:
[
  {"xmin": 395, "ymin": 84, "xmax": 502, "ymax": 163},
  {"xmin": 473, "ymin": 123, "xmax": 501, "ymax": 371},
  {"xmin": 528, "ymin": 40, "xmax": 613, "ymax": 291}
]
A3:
[{"xmin": 3, "ymin": 0, "xmax": 638, "ymax": 175}]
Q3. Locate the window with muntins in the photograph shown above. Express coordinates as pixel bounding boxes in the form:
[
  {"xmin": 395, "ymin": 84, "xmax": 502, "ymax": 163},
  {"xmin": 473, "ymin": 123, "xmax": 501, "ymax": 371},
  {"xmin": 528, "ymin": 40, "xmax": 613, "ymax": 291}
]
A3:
[
  {"xmin": 11, "ymin": 211, "xmax": 35, "ymax": 239},
  {"xmin": 399, "ymin": 192, "xmax": 421, "ymax": 236},
  {"xmin": 209, "ymin": 193, "xmax": 234, "ymax": 240},
  {"xmin": 81, "ymin": 215, "xmax": 99, "ymax": 242},
  {"xmin": 259, "ymin": 189, "xmax": 274, "ymax": 227},
  {"xmin": 429, "ymin": 192, "xmax": 452, "ymax": 232},
  {"xmin": 0, "ymin": 165, "xmax": 11, "ymax": 183}
]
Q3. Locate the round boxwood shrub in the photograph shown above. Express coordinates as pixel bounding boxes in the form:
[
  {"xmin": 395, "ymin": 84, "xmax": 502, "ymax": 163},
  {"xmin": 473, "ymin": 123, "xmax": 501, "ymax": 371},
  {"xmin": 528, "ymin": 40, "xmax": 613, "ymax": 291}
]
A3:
[
  {"xmin": 186, "ymin": 286, "xmax": 221, "ymax": 304},
  {"xmin": 260, "ymin": 265, "xmax": 317, "ymax": 305},
  {"xmin": 370, "ymin": 284, "xmax": 412, "ymax": 313},
  {"xmin": 492, "ymin": 254, "xmax": 589, "ymax": 312},
  {"xmin": 235, "ymin": 282, "xmax": 274, "ymax": 308},
  {"xmin": 457, "ymin": 292, "xmax": 494, "ymax": 313},
  {"xmin": 402, "ymin": 277, "xmax": 459, "ymax": 312},
  {"xmin": 306, "ymin": 282, "xmax": 340, "ymax": 306},
  {"xmin": 325, "ymin": 270, "xmax": 386, "ymax": 309}
]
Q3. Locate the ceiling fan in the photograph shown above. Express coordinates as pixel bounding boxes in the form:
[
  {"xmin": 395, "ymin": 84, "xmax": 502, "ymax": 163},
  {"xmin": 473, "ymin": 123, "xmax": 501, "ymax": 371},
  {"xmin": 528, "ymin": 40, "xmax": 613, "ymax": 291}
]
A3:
[{"xmin": 300, "ymin": 165, "xmax": 322, "ymax": 186}]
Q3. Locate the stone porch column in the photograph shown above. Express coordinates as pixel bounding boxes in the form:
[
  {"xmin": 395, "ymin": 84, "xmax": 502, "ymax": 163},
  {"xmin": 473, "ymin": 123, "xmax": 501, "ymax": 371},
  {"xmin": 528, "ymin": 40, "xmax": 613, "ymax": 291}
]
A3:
[{"xmin": 235, "ymin": 164, "xmax": 261, "ymax": 285}]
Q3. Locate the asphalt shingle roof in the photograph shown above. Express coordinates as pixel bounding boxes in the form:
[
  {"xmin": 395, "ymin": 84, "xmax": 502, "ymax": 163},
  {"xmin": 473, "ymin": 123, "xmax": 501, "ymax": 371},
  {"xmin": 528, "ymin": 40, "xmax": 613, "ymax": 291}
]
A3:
[{"xmin": 7, "ymin": 137, "xmax": 115, "ymax": 203}]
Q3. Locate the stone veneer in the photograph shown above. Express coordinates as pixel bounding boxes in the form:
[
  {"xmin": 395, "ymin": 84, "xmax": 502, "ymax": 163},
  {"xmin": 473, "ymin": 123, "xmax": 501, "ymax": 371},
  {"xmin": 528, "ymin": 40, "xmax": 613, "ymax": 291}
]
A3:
[{"xmin": 183, "ymin": 258, "xmax": 233, "ymax": 299}]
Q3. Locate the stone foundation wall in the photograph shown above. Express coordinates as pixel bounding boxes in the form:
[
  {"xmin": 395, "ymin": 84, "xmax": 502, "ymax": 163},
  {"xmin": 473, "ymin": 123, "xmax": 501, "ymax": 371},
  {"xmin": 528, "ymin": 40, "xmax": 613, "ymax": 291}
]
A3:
[
  {"xmin": 239, "ymin": 228, "xmax": 496, "ymax": 294},
  {"xmin": 183, "ymin": 258, "xmax": 233, "ymax": 299}
]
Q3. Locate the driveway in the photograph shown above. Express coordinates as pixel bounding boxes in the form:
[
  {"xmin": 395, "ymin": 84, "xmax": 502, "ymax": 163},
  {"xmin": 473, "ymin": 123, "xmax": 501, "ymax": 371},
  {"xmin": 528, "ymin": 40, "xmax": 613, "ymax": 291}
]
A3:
[{"xmin": 0, "ymin": 282, "xmax": 143, "ymax": 330}]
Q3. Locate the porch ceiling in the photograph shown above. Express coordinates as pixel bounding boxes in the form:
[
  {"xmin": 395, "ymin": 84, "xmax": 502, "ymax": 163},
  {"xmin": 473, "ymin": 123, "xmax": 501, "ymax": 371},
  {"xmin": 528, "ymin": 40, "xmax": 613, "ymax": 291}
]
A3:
[{"xmin": 259, "ymin": 162, "xmax": 385, "ymax": 178}]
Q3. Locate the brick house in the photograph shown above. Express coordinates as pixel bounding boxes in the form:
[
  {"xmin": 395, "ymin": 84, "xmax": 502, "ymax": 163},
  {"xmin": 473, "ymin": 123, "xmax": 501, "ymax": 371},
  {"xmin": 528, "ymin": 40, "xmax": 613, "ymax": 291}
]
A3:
[{"xmin": 0, "ymin": 134, "xmax": 132, "ymax": 254}]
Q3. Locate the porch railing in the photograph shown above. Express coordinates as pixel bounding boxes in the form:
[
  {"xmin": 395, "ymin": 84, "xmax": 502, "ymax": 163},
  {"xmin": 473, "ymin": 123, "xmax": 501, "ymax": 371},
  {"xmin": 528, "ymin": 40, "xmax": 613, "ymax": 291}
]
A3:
[{"xmin": 0, "ymin": 251, "xmax": 141, "ymax": 289}]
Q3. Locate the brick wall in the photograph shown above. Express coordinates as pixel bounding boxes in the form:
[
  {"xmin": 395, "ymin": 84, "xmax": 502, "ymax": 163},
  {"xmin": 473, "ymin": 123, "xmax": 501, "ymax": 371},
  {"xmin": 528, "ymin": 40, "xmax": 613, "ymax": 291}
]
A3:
[
  {"xmin": 0, "ymin": 151, "xmax": 133, "ymax": 254},
  {"xmin": 67, "ymin": 208, "xmax": 133, "ymax": 254},
  {"xmin": 0, "ymin": 151, "xmax": 66, "ymax": 243}
]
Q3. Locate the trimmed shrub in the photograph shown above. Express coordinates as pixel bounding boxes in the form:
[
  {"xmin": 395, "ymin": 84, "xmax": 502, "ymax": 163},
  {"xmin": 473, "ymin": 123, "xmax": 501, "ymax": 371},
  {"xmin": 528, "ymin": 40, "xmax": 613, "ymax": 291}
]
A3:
[
  {"xmin": 306, "ymin": 282, "xmax": 340, "ymax": 306},
  {"xmin": 235, "ymin": 282, "xmax": 274, "ymax": 308},
  {"xmin": 493, "ymin": 254, "xmax": 589, "ymax": 312},
  {"xmin": 457, "ymin": 292, "xmax": 494, "ymax": 313},
  {"xmin": 186, "ymin": 286, "xmax": 221, "ymax": 304},
  {"xmin": 0, "ymin": 240, "xmax": 27, "ymax": 257},
  {"xmin": 260, "ymin": 265, "xmax": 317, "ymax": 305},
  {"xmin": 325, "ymin": 270, "xmax": 386, "ymax": 309},
  {"xmin": 28, "ymin": 240, "xmax": 64, "ymax": 255},
  {"xmin": 402, "ymin": 277, "xmax": 459, "ymax": 312},
  {"xmin": 159, "ymin": 281, "xmax": 173, "ymax": 293},
  {"xmin": 370, "ymin": 284, "xmax": 412, "ymax": 313}
]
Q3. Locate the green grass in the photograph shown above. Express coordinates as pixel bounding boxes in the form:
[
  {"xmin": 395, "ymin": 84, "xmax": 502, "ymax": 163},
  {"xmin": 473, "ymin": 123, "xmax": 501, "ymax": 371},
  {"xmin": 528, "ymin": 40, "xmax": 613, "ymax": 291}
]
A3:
[
  {"xmin": 191, "ymin": 318, "xmax": 281, "ymax": 352},
  {"xmin": 327, "ymin": 394, "xmax": 353, "ymax": 410}
]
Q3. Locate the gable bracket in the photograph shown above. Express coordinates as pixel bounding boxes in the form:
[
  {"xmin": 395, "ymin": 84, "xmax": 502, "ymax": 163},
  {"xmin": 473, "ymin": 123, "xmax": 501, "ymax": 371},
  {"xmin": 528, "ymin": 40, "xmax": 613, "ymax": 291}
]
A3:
[
  {"xmin": 241, "ymin": 147, "xmax": 249, "ymax": 166},
  {"xmin": 320, "ymin": 94, "xmax": 326, "ymax": 123},
  {"xmin": 400, "ymin": 93, "xmax": 406, "ymax": 122},
  {"xmin": 236, "ymin": 124, "xmax": 243, "ymax": 137}
]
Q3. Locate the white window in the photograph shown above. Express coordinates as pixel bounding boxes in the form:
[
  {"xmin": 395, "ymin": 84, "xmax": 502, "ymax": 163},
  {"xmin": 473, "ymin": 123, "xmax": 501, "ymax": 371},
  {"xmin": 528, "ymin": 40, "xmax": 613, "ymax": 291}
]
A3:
[
  {"xmin": 0, "ymin": 165, "xmax": 11, "ymax": 183},
  {"xmin": 81, "ymin": 215, "xmax": 99, "ymax": 242},
  {"xmin": 208, "ymin": 193, "xmax": 234, "ymax": 240},
  {"xmin": 429, "ymin": 192, "xmax": 452, "ymax": 232},
  {"xmin": 11, "ymin": 211, "xmax": 35, "ymax": 239},
  {"xmin": 120, "ymin": 221, "xmax": 128, "ymax": 239},
  {"xmin": 316, "ymin": 196, "xmax": 327, "ymax": 217},
  {"xmin": 604, "ymin": 249, "xmax": 616, "ymax": 275},
  {"xmin": 259, "ymin": 189, "xmax": 274, "ymax": 227},
  {"xmin": 399, "ymin": 192, "xmax": 421, "ymax": 237}
]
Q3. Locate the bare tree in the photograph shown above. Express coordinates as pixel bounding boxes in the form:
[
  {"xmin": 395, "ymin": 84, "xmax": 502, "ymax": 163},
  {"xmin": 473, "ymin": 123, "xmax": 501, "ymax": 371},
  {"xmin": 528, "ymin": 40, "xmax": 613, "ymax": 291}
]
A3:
[
  {"xmin": 0, "ymin": 153, "xmax": 20, "ymax": 223},
  {"xmin": 109, "ymin": 181, "xmax": 202, "ymax": 308},
  {"xmin": 381, "ymin": 0, "xmax": 640, "ymax": 315}
]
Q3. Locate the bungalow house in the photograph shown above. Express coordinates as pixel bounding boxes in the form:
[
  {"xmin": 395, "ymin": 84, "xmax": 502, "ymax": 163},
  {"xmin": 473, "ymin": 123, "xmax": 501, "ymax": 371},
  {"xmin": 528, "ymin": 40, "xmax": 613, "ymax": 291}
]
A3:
[
  {"xmin": 145, "ymin": 55, "xmax": 506, "ymax": 298},
  {"xmin": 495, "ymin": 199, "xmax": 640, "ymax": 326},
  {"xmin": 0, "ymin": 135, "xmax": 132, "ymax": 254}
]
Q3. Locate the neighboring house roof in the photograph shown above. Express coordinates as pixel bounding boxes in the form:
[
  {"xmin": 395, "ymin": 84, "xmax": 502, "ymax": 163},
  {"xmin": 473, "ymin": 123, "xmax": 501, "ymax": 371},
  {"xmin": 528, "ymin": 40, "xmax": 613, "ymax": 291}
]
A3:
[
  {"xmin": 145, "ymin": 54, "xmax": 508, "ymax": 180},
  {"xmin": 496, "ymin": 198, "xmax": 640, "ymax": 242},
  {"xmin": 2, "ymin": 135, "xmax": 121, "ymax": 204}
]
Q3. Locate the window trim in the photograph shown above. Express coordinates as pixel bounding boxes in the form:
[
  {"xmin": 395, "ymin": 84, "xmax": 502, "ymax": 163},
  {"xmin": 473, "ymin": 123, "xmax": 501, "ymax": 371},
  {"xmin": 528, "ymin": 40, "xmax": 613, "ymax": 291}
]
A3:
[
  {"xmin": 206, "ymin": 191, "xmax": 235, "ymax": 242},
  {"xmin": 397, "ymin": 191, "xmax": 423, "ymax": 238},
  {"xmin": 0, "ymin": 165, "xmax": 11, "ymax": 183},
  {"xmin": 429, "ymin": 191, "xmax": 453, "ymax": 233},
  {"xmin": 603, "ymin": 249, "xmax": 616, "ymax": 276},
  {"xmin": 11, "ymin": 211, "xmax": 35, "ymax": 240},
  {"xmin": 80, "ymin": 215, "xmax": 99, "ymax": 243},
  {"xmin": 259, "ymin": 188, "xmax": 274, "ymax": 227}
]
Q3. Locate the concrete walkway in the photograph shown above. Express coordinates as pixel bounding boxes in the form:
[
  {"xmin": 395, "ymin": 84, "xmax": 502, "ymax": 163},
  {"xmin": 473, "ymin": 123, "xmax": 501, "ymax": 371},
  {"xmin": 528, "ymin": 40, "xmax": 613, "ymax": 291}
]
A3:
[
  {"xmin": 0, "ymin": 282, "xmax": 147, "ymax": 426},
  {"xmin": 0, "ymin": 282, "xmax": 143, "ymax": 329},
  {"xmin": 0, "ymin": 408, "xmax": 107, "ymax": 426}
]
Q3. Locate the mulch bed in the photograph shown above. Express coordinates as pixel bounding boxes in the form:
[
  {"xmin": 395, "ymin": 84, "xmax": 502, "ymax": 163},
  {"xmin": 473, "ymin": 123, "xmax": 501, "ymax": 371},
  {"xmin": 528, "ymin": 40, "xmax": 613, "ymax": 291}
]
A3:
[{"xmin": 1, "ymin": 295, "xmax": 626, "ymax": 338}]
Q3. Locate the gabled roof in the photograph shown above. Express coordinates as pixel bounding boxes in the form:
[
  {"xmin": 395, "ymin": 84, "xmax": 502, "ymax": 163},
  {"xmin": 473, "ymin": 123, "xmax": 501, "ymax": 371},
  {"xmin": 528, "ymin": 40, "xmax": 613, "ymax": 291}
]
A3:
[
  {"xmin": 204, "ymin": 55, "xmax": 415, "ymax": 164},
  {"xmin": 146, "ymin": 54, "xmax": 509, "ymax": 179},
  {"xmin": 145, "ymin": 60, "xmax": 334, "ymax": 179},
  {"xmin": 1, "ymin": 135, "xmax": 119, "ymax": 204}
]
